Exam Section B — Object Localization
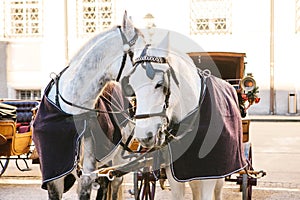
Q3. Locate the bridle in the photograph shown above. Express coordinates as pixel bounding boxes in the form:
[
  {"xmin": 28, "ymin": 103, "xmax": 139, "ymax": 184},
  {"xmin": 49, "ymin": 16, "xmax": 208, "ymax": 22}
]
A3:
[
  {"xmin": 115, "ymin": 26, "xmax": 138, "ymax": 81},
  {"xmin": 133, "ymin": 65, "xmax": 178, "ymax": 121},
  {"xmin": 51, "ymin": 26, "xmax": 140, "ymax": 113},
  {"xmin": 121, "ymin": 45, "xmax": 180, "ymax": 144}
]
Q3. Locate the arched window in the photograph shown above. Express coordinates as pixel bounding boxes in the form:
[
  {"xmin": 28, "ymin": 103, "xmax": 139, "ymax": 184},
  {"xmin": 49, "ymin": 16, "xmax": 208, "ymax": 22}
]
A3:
[
  {"xmin": 190, "ymin": 0, "xmax": 232, "ymax": 35},
  {"xmin": 77, "ymin": 0, "xmax": 115, "ymax": 37}
]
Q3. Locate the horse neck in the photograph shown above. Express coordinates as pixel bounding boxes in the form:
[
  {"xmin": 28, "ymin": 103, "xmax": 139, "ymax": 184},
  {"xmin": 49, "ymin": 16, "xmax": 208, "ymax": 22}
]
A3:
[
  {"xmin": 170, "ymin": 63, "xmax": 201, "ymax": 123},
  {"xmin": 51, "ymin": 28, "xmax": 125, "ymax": 115}
]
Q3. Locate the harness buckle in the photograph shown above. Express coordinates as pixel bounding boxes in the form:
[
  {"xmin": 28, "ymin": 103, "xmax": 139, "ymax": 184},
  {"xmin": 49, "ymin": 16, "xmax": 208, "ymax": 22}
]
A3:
[
  {"xmin": 49, "ymin": 72, "xmax": 58, "ymax": 80},
  {"xmin": 123, "ymin": 44, "xmax": 130, "ymax": 52},
  {"xmin": 199, "ymin": 69, "xmax": 211, "ymax": 78},
  {"xmin": 91, "ymin": 169, "xmax": 115, "ymax": 181}
]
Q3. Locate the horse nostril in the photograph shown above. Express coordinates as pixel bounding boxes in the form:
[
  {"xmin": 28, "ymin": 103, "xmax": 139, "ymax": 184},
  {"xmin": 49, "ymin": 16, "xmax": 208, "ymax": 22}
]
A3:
[
  {"xmin": 146, "ymin": 131, "xmax": 153, "ymax": 139},
  {"xmin": 147, "ymin": 131, "xmax": 153, "ymax": 139},
  {"xmin": 138, "ymin": 132, "xmax": 155, "ymax": 147}
]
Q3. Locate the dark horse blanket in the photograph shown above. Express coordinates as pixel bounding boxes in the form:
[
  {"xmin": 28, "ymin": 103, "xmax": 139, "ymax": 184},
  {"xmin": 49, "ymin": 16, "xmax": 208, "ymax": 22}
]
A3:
[
  {"xmin": 167, "ymin": 75, "xmax": 246, "ymax": 181},
  {"xmin": 33, "ymin": 80, "xmax": 128, "ymax": 190}
]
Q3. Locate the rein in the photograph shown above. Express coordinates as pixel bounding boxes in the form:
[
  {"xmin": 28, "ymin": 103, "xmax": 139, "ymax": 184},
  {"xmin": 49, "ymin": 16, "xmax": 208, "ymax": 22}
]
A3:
[{"xmin": 51, "ymin": 26, "xmax": 139, "ymax": 114}]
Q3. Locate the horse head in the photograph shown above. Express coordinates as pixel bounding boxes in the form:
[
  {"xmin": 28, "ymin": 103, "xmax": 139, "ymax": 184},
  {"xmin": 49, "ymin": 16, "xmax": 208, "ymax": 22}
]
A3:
[{"xmin": 122, "ymin": 32, "xmax": 201, "ymax": 148}]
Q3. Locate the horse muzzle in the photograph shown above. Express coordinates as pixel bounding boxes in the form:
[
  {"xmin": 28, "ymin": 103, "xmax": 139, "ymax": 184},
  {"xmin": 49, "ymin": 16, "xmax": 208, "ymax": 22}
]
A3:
[{"xmin": 137, "ymin": 131, "xmax": 156, "ymax": 148}]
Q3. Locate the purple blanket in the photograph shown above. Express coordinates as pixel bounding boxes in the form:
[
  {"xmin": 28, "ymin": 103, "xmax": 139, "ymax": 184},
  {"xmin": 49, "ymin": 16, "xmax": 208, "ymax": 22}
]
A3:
[
  {"xmin": 32, "ymin": 89, "xmax": 81, "ymax": 190},
  {"xmin": 168, "ymin": 75, "xmax": 246, "ymax": 181},
  {"xmin": 33, "ymin": 81, "xmax": 128, "ymax": 190}
]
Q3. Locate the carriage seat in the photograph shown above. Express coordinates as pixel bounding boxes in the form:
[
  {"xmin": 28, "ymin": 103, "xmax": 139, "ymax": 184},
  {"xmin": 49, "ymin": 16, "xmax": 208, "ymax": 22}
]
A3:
[{"xmin": 1, "ymin": 101, "xmax": 39, "ymax": 133}]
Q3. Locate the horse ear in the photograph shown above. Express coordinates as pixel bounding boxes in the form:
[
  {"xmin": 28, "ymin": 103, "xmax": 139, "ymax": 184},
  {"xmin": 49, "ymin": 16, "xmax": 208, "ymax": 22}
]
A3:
[{"xmin": 122, "ymin": 11, "xmax": 135, "ymax": 36}]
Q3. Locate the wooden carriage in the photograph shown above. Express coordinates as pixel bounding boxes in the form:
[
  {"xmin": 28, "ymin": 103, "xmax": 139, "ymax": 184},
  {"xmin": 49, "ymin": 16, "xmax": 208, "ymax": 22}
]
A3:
[{"xmin": 0, "ymin": 100, "xmax": 39, "ymax": 175}]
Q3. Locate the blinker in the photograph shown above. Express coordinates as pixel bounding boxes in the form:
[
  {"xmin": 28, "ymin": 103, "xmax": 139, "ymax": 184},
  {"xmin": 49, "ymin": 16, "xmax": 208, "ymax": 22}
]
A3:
[
  {"xmin": 121, "ymin": 76, "xmax": 135, "ymax": 97},
  {"xmin": 145, "ymin": 62, "xmax": 156, "ymax": 80}
]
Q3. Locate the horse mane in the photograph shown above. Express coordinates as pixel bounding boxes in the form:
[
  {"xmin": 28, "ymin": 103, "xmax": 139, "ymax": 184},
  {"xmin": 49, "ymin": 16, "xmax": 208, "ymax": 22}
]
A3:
[
  {"xmin": 56, "ymin": 26, "xmax": 126, "ymax": 113},
  {"xmin": 95, "ymin": 81, "xmax": 129, "ymax": 143},
  {"xmin": 68, "ymin": 25, "xmax": 142, "ymax": 72},
  {"xmin": 95, "ymin": 85, "xmax": 116, "ymax": 142},
  {"xmin": 68, "ymin": 26, "xmax": 120, "ymax": 73},
  {"xmin": 168, "ymin": 52, "xmax": 201, "ymax": 120}
]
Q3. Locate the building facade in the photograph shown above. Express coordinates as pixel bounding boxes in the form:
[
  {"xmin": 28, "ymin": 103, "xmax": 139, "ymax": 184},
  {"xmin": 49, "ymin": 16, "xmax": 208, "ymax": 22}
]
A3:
[{"xmin": 0, "ymin": 0, "xmax": 300, "ymax": 115}]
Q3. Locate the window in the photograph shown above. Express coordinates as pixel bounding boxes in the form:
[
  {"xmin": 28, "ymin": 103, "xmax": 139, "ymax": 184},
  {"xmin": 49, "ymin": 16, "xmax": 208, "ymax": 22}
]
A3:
[
  {"xmin": 77, "ymin": 0, "xmax": 115, "ymax": 37},
  {"xmin": 4, "ymin": 0, "xmax": 43, "ymax": 38},
  {"xmin": 16, "ymin": 89, "xmax": 41, "ymax": 100},
  {"xmin": 296, "ymin": 0, "xmax": 300, "ymax": 33},
  {"xmin": 190, "ymin": 0, "xmax": 232, "ymax": 35}
]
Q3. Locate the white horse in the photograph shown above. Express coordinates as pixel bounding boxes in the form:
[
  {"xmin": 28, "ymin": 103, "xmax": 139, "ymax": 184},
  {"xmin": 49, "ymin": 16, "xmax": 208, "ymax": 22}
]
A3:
[
  {"xmin": 33, "ymin": 12, "xmax": 144, "ymax": 200},
  {"xmin": 120, "ymin": 34, "xmax": 243, "ymax": 200}
]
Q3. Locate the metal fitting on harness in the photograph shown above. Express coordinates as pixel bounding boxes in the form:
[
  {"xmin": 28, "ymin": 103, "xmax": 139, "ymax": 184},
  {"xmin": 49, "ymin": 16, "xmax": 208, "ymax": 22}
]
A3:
[{"xmin": 80, "ymin": 169, "xmax": 115, "ymax": 182}]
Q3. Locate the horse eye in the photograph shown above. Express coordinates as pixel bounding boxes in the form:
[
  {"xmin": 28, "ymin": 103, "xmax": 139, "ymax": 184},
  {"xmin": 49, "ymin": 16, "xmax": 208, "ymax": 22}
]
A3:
[
  {"xmin": 121, "ymin": 76, "xmax": 135, "ymax": 96},
  {"xmin": 124, "ymin": 85, "xmax": 135, "ymax": 96},
  {"xmin": 155, "ymin": 80, "xmax": 164, "ymax": 89}
]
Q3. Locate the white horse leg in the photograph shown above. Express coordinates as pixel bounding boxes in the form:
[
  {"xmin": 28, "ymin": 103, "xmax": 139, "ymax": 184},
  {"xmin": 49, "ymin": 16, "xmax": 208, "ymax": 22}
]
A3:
[
  {"xmin": 109, "ymin": 147, "xmax": 125, "ymax": 200},
  {"xmin": 78, "ymin": 136, "xmax": 97, "ymax": 200},
  {"xmin": 110, "ymin": 176, "xmax": 123, "ymax": 200},
  {"xmin": 95, "ymin": 177, "xmax": 109, "ymax": 200},
  {"xmin": 189, "ymin": 179, "xmax": 224, "ymax": 200},
  {"xmin": 199, "ymin": 179, "xmax": 219, "ymax": 200},
  {"xmin": 46, "ymin": 168, "xmax": 78, "ymax": 200},
  {"xmin": 188, "ymin": 179, "xmax": 224, "ymax": 200},
  {"xmin": 47, "ymin": 177, "xmax": 64, "ymax": 200},
  {"xmin": 214, "ymin": 179, "xmax": 224, "ymax": 200},
  {"xmin": 165, "ymin": 166, "xmax": 185, "ymax": 200},
  {"xmin": 78, "ymin": 174, "xmax": 94, "ymax": 200},
  {"xmin": 189, "ymin": 180, "xmax": 201, "ymax": 200}
]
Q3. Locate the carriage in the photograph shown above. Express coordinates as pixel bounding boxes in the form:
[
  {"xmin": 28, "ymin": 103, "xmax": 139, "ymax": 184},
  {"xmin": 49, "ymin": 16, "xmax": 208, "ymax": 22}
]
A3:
[
  {"xmin": 129, "ymin": 51, "xmax": 265, "ymax": 200},
  {"xmin": 0, "ymin": 100, "xmax": 39, "ymax": 176}
]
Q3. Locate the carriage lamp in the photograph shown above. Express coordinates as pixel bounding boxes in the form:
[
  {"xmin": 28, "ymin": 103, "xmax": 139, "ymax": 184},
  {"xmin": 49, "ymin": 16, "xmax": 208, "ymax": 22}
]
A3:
[
  {"xmin": 144, "ymin": 13, "xmax": 155, "ymax": 29},
  {"xmin": 144, "ymin": 13, "xmax": 156, "ymax": 43},
  {"xmin": 241, "ymin": 73, "xmax": 256, "ymax": 93},
  {"xmin": 237, "ymin": 73, "xmax": 260, "ymax": 117}
]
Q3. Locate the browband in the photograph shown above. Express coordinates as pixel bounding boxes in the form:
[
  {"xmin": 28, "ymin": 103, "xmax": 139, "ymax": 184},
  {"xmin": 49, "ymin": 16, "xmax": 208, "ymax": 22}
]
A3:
[{"xmin": 134, "ymin": 55, "xmax": 167, "ymax": 64}]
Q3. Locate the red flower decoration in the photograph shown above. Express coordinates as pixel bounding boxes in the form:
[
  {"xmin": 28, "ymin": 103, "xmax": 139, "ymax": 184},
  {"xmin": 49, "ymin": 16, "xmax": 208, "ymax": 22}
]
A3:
[
  {"xmin": 241, "ymin": 94, "xmax": 248, "ymax": 101},
  {"xmin": 255, "ymin": 97, "xmax": 260, "ymax": 104}
]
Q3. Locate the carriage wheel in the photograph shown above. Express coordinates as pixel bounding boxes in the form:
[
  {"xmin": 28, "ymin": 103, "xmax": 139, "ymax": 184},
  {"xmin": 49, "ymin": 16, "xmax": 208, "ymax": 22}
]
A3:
[
  {"xmin": 0, "ymin": 156, "xmax": 9, "ymax": 176},
  {"xmin": 242, "ymin": 142, "xmax": 253, "ymax": 200},
  {"xmin": 134, "ymin": 171, "xmax": 156, "ymax": 200}
]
